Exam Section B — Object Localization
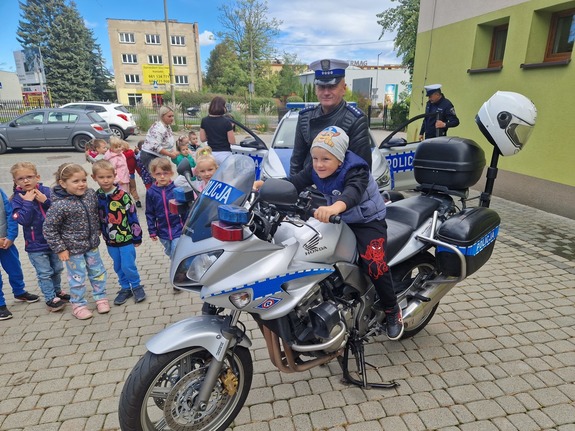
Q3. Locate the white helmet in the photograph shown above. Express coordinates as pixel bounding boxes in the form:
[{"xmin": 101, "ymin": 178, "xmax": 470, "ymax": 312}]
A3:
[{"xmin": 475, "ymin": 91, "xmax": 537, "ymax": 156}]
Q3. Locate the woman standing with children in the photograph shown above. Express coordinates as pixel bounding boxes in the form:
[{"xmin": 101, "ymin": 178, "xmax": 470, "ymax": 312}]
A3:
[
  {"xmin": 200, "ymin": 96, "xmax": 236, "ymax": 164},
  {"xmin": 140, "ymin": 106, "xmax": 179, "ymax": 168}
]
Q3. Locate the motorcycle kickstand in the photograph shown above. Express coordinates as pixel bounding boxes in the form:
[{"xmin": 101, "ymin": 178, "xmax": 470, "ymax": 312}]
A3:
[{"xmin": 338, "ymin": 335, "xmax": 399, "ymax": 389}]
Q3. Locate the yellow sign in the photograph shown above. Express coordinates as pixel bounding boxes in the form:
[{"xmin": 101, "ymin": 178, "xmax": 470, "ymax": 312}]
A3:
[{"xmin": 142, "ymin": 64, "xmax": 171, "ymax": 85}]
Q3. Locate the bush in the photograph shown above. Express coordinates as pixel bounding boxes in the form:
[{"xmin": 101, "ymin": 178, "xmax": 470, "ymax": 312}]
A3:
[
  {"xmin": 388, "ymin": 98, "xmax": 411, "ymax": 130},
  {"xmin": 287, "ymin": 95, "xmax": 303, "ymax": 103},
  {"xmin": 133, "ymin": 104, "xmax": 153, "ymax": 133}
]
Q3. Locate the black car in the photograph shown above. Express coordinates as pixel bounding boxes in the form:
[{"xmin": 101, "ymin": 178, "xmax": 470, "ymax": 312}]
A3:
[{"xmin": 186, "ymin": 106, "xmax": 200, "ymax": 117}]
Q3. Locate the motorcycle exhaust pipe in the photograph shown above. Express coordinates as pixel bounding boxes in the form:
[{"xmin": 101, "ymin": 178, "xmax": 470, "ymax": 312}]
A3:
[{"xmin": 401, "ymin": 276, "xmax": 457, "ymax": 329}]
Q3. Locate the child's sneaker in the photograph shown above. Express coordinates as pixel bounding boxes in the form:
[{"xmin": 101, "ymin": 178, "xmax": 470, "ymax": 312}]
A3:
[
  {"xmin": 385, "ymin": 306, "xmax": 404, "ymax": 341},
  {"xmin": 136, "ymin": 201, "xmax": 142, "ymax": 208},
  {"xmin": 14, "ymin": 292, "xmax": 40, "ymax": 303},
  {"xmin": 96, "ymin": 299, "xmax": 110, "ymax": 314},
  {"xmin": 72, "ymin": 305, "xmax": 93, "ymax": 320},
  {"xmin": 132, "ymin": 286, "xmax": 146, "ymax": 303},
  {"xmin": 114, "ymin": 289, "xmax": 133, "ymax": 305},
  {"xmin": 46, "ymin": 298, "xmax": 65, "ymax": 312},
  {"xmin": 0, "ymin": 306, "xmax": 13, "ymax": 320},
  {"xmin": 55, "ymin": 291, "xmax": 71, "ymax": 302}
]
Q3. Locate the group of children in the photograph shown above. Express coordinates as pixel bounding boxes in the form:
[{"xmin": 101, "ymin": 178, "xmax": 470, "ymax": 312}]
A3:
[{"xmin": 0, "ymin": 128, "xmax": 220, "ymax": 321}]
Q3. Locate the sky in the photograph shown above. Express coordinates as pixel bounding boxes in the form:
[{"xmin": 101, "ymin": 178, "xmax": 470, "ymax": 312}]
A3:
[{"xmin": 0, "ymin": 0, "xmax": 402, "ymax": 74}]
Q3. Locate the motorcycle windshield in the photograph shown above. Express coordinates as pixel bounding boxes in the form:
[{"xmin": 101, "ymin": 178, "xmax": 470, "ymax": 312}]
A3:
[{"xmin": 183, "ymin": 154, "xmax": 255, "ymax": 242}]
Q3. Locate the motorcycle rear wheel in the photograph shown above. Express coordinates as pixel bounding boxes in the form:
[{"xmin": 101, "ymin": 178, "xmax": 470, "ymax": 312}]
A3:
[
  {"xmin": 118, "ymin": 346, "xmax": 253, "ymax": 431},
  {"xmin": 392, "ymin": 252, "xmax": 438, "ymax": 339}
]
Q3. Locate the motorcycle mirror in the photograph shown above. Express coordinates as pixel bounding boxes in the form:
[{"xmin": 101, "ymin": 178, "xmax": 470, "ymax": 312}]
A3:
[
  {"xmin": 259, "ymin": 178, "xmax": 299, "ymax": 206},
  {"xmin": 176, "ymin": 157, "xmax": 191, "ymax": 176}
]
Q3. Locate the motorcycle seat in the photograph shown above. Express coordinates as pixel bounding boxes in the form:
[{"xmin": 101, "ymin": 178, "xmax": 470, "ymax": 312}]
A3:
[
  {"xmin": 385, "ymin": 196, "xmax": 441, "ymax": 230},
  {"xmin": 386, "ymin": 219, "xmax": 413, "ymax": 261}
]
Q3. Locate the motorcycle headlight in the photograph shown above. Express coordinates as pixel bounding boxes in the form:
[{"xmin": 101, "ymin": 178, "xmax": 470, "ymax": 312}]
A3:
[{"xmin": 173, "ymin": 250, "xmax": 223, "ymax": 285}]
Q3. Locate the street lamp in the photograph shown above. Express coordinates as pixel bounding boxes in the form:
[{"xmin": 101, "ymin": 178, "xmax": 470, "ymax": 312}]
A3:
[{"xmin": 374, "ymin": 52, "xmax": 383, "ymax": 107}]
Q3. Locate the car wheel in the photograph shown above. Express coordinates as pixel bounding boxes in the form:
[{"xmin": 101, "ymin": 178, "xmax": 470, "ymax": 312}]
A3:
[
  {"xmin": 73, "ymin": 135, "xmax": 90, "ymax": 152},
  {"xmin": 110, "ymin": 126, "xmax": 125, "ymax": 139},
  {"xmin": 0, "ymin": 139, "xmax": 7, "ymax": 154}
]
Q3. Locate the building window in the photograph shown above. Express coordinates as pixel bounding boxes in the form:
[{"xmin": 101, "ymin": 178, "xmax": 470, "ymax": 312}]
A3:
[
  {"xmin": 173, "ymin": 56, "xmax": 187, "ymax": 66},
  {"xmin": 171, "ymin": 35, "xmax": 186, "ymax": 45},
  {"xmin": 125, "ymin": 74, "xmax": 141, "ymax": 84},
  {"xmin": 146, "ymin": 34, "xmax": 161, "ymax": 44},
  {"xmin": 545, "ymin": 8, "xmax": 575, "ymax": 62},
  {"xmin": 488, "ymin": 24, "xmax": 508, "ymax": 68},
  {"xmin": 128, "ymin": 93, "xmax": 143, "ymax": 106},
  {"xmin": 122, "ymin": 54, "xmax": 138, "ymax": 64},
  {"xmin": 119, "ymin": 32, "xmax": 135, "ymax": 43},
  {"xmin": 148, "ymin": 55, "xmax": 163, "ymax": 64},
  {"xmin": 175, "ymin": 75, "xmax": 189, "ymax": 85}
]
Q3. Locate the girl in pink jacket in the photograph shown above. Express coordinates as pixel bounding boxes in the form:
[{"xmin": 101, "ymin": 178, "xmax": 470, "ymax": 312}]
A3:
[{"xmin": 104, "ymin": 138, "xmax": 130, "ymax": 192}]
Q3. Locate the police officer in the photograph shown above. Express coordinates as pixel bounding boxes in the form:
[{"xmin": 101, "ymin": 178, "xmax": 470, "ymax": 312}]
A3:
[
  {"xmin": 419, "ymin": 84, "xmax": 460, "ymax": 140},
  {"xmin": 290, "ymin": 59, "xmax": 371, "ymax": 177}
]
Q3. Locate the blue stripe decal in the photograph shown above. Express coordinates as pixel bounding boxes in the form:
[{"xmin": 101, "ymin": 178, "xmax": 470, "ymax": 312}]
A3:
[
  {"xmin": 202, "ymin": 180, "xmax": 245, "ymax": 205},
  {"xmin": 437, "ymin": 226, "xmax": 499, "ymax": 256},
  {"xmin": 205, "ymin": 268, "xmax": 334, "ymax": 300}
]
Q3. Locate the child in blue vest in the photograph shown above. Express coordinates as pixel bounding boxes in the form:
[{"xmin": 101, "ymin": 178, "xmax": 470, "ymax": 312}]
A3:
[
  {"xmin": 11, "ymin": 162, "xmax": 68, "ymax": 313},
  {"xmin": 255, "ymin": 126, "xmax": 403, "ymax": 340},
  {"xmin": 0, "ymin": 186, "xmax": 39, "ymax": 320}
]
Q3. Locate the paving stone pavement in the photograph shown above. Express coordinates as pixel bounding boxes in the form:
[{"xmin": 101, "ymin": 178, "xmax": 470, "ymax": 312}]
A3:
[{"xmin": 0, "ymin": 151, "xmax": 574, "ymax": 431}]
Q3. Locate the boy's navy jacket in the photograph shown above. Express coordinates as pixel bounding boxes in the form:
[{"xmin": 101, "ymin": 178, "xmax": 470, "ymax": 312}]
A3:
[
  {"xmin": 0, "ymin": 188, "xmax": 18, "ymax": 241},
  {"xmin": 96, "ymin": 186, "xmax": 142, "ymax": 247},
  {"xmin": 11, "ymin": 184, "xmax": 51, "ymax": 252},
  {"xmin": 145, "ymin": 181, "xmax": 183, "ymax": 240},
  {"xmin": 289, "ymin": 150, "xmax": 386, "ymax": 224}
]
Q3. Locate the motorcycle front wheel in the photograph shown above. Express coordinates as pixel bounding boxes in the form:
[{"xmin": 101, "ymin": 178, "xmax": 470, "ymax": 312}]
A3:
[{"xmin": 118, "ymin": 346, "xmax": 253, "ymax": 431}]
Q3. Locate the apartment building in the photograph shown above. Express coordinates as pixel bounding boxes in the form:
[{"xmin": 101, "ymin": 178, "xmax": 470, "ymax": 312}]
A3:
[
  {"xmin": 107, "ymin": 18, "xmax": 202, "ymax": 106},
  {"xmin": 410, "ymin": 0, "xmax": 574, "ymax": 218}
]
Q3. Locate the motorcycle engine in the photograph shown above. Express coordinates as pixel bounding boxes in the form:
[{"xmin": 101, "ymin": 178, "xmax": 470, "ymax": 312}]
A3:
[{"xmin": 289, "ymin": 282, "xmax": 352, "ymax": 353}]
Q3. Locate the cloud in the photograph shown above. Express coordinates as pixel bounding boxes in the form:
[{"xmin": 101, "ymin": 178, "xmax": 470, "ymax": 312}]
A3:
[
  {"xmin": 268, "ymin": 0, "xmax": 400, "ymax": 66},
  {"xmin": 199, "ymin": 30, "xmax": 216, "ymax": 46},
  {"xmin": 84, "ymin": 18, "xmax": 98, "ymax": 29}
]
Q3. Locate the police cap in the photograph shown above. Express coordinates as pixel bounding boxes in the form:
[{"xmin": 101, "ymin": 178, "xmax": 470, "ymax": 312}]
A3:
[
  {"xmin": 424, "ymin": 84, "xmax": 442, "ymax": 96},
  {"xmin": 310, "ymin": 59, "xmax": 348, "ymax": 85}
]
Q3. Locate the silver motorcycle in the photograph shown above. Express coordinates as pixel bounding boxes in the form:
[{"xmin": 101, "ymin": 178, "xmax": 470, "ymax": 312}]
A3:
[{"xmin": 118, "ymin": 91, "xmax": 537, "ymax": 431}]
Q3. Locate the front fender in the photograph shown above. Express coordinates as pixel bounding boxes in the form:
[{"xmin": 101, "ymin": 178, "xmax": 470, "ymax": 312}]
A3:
[{"xmin": 146, "ymin": 315, "xmax": 252, "ymax": 358}]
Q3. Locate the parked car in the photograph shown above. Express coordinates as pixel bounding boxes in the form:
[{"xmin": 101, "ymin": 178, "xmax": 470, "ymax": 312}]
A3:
[
  {"xmin": 61, "ymin": 101, "xmax": 136, "ymax": 139},
  {"xmin": 186, "ymin": 106, "xmax": 200, "ymax": 117},
  {"xmin": 0, "ymin": 108, "xmax": 112, "ymax": 154},
  {"xmin": 260, "ymin": 103, "xmax": 420, "ymax": 191}
]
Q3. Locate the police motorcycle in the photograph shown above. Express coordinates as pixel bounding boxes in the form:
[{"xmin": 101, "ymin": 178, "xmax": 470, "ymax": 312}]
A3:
[{"xmin": 118, "ymin": 92, "xmax": 536, "ymax": 431}]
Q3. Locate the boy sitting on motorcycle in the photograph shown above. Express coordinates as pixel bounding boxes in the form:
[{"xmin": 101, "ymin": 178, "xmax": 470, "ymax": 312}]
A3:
[{"xmin": 255, "ymin": 126, "xmax": 404, "ymax": 340}]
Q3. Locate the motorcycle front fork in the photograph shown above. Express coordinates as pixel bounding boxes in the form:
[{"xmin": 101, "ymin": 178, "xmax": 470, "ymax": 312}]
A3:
[{"xmin": 194, "ymin": 311, "xmax": 242, "ymax": 411}]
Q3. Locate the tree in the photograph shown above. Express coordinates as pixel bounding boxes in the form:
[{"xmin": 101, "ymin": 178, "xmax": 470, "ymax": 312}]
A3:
[
  {"xmin": 274, "ymin": 54, "xmax": 306, "ymax": 103},
  {"xmin": 205, "ymin": 41, "xmax": 250, "ymax": 95},
  {"xmin": 17, "ymin": 0, "xmax": 111, "ymax": 102},
  {"xmin": 377, "ymin": 0, "xmax": 419, "ymax": 78},
  {"xmin": 217, "ymin": 0, "xmax": 282, "ymax": 97}
]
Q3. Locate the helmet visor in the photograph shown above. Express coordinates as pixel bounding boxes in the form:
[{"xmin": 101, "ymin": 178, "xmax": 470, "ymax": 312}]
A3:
[{"xmin": 506, "ymin": 121, "xmax": 533, "ymax": 150}]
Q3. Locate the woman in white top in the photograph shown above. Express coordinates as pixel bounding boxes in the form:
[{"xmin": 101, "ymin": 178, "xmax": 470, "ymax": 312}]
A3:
[{"xmin": 140, "ymin": 106, "xmax": 179, "ymax": 168}]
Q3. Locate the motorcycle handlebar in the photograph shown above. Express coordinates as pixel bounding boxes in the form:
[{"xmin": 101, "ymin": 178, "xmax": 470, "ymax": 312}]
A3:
[{"xmin": 311, "ymin": 207, "xmax": 341, "ymax": 224}]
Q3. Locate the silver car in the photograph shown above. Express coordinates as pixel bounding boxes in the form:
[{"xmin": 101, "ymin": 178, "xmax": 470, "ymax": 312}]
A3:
[
  {"xmin": 261, "ymin": 105, "xmax": 419, "ymax": 191},
  {"xmin": 0, "ymin": 108, "xmax": 112, "ymax": 154}
]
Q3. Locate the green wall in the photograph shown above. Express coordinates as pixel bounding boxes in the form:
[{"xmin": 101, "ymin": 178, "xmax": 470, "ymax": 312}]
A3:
[{"xmin": 410, "ymin": 0, "xmax": 575, "ymax": 187}]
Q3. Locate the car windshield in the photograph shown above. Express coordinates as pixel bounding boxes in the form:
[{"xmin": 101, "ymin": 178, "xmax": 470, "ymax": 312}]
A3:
[
  {"xmin": 273, "ymin": 116, "xmax": 298, "ymax": 149},
  {"xmin": 183, "ymin": 154, "xmax": 255, "ymax": 242}
]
